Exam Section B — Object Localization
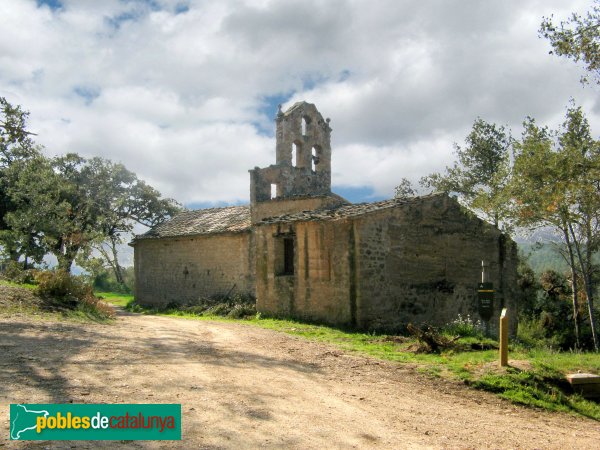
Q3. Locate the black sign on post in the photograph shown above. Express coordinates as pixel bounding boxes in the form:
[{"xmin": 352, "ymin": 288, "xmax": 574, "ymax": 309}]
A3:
[{"xmin": 477, "ymin": 282, "xmax": 494, "ymax": 322}]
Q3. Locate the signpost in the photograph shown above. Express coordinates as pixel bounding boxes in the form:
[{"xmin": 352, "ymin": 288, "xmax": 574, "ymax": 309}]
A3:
[
  {"xmin": 478, "ymin": 261, "xmax": 494, "ymax": 335},
  {"xmin": 477, "ymin": 282, "xmax": 494, "ymax": 322}
]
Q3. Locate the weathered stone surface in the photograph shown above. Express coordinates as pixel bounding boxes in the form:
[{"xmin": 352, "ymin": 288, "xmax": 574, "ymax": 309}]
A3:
[
  {"xmin": 254, "ymin": 194, "xmax": 518, "ymax": 335},
  {"xmin": 250, "ymin": 102, "xmax": 332, "ymax": 203},
  {"xmin": 133, "ymin": 232, "xmax": 254, "ymax": 306}
]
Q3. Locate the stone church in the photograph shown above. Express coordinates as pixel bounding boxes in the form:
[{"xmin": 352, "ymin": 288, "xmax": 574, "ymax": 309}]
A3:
[{"xmin": 132, "ymin": 102, "xmax": 518, "ymax": 332}]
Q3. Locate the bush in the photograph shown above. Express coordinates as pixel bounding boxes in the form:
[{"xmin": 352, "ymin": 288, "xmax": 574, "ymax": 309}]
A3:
[
  {"xmin": 34, "ymin": 270, "xmax": 92, "ymax": 303},
  {"xmin": 77, "ymin": 294, "xmax": 115, "ymax": 319},
  {"xmin": 127, "ymin": 292, "xmax": 257, "ymax": 318},
  {"xmin": 93, "ymin": 267, "xmax": 134, "ymax": 294},
  {"xmin": 227, "ymin": 304, "xmax": 257, "ymax": 319},
  {"xmin": 1, "ymin": 261, "xmax": 37, "ymax": 284},
  {"xmin": 443, "ymin": 314, "xmax": 485, "ymax": 338}
]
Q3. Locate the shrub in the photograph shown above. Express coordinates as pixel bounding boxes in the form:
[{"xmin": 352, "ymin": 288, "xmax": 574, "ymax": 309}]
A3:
[
  {"xmin": 1, "ymin": 261, "xmax": 37, "ymax": 284},
  {"xmin": 93, "ymin": 267, "xmax": 134, "ymax": 294},
  {"xmin": 227, "ymin": 303, "xmax": 257, "ymax": 319},
  {"xmin": 128, "ymin": 292, "xmax": 258, "ymax": 318},
  {"xmin": 443, "ymin": 313, "xmax": 484, "ymax": 338},
  {"xmin": 77, "ymin": 293, "xmax": 115, "ymax": 319},
  {"xmin": 34, "ymin": 269, "xmax": 92, "ymax": 303}
]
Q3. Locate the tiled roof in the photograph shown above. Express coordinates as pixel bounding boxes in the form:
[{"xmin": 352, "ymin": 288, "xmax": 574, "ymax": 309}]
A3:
[
  {"xmin": 259, "ymin": 194, "xmax": 445, "ymax": 225},
  {"xmin": 135, "ymin": 205, "xmax": 251, "ymax": 240}
]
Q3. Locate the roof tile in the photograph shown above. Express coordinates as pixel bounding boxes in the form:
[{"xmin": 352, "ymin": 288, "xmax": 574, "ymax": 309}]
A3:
[{"xmin": 135, "ymin": 205, "xmax": 250, "ymax": 240}]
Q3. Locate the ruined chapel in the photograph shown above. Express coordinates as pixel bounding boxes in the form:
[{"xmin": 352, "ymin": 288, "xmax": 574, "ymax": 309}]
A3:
[{"xmin": 132, "ymin": 102, "xmax": 518, "ymax": 332}]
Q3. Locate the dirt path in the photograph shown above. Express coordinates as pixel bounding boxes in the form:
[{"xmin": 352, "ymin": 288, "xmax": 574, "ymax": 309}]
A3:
[{"xmin": 1, "ymin": 310, "xmax": 599, "ymax": 449}]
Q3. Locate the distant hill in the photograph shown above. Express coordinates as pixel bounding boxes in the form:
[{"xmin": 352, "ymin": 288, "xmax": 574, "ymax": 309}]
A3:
[{"xmin": 517, "ymin": 242, "xmax": 569, "ymax": 275}]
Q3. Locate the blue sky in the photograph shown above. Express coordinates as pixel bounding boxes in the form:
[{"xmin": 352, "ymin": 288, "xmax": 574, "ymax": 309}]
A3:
[{"xmin": 1, "ymin": 0, "xmax": 598, "ymax": 208}]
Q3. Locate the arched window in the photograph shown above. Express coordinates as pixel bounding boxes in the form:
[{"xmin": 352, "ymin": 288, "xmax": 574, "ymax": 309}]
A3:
[
  {"xmin": 271, "ymin": 184, "xmax": 277, "ymax": 199},
  {"xmin": 302, "ymin": 116, "xmax": 308, "ymax": 135},
  {"xmin": 311, "ymin": 146, "xmax": 320, "ymax": 172}
]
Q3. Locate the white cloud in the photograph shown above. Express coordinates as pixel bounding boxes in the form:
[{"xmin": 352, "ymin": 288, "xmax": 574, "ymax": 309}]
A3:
[{"xmin": 1, "ymin": 0, "xmax": 598, "ymax": 205}]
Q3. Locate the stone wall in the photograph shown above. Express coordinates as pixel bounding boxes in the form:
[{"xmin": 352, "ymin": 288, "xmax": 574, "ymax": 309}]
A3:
[
  {"xmin": 354, "ymin": 195, "xmax": 518, "ymax": 335},
  {"xmin": 250, "ymin": 194, "xmax": 347, "ymax": 223},
  {"xmin": 134, "ymin": 232, "xmax": 254, "ymax": 306},
  {"xmin": 249, "ymin": 102, "xmax": 333, "ymax": 204},
  {"xmin": 254, "ymin": 195, "xmax": 518, "ymax": 335},
  {"xmin": 255, "ymin": 220, "xmax": 353, "ymax": 324}
]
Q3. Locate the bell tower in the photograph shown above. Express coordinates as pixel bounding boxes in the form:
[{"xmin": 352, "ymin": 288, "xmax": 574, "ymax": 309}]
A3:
[{"xmin": 249, "ymin": 101, "xmax": 344, "ymax": 223}]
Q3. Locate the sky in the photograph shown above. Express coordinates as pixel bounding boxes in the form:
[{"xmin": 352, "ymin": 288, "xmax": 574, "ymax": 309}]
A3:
[{"xmin": 1, "ymin": 0, "xmax": 599, "ymax": 208}]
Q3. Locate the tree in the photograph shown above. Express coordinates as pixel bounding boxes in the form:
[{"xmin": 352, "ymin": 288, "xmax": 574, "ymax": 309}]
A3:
[
  {"xmin": 0, "ymin": 98, "xmax": 44, "ymax": 265},
  {"xmin": 420, "ymin": 118, "xmax": 512, "ymax": 228},
  {"xmin": 11, "ymin": 153, "xmax": 181, "ymax": 276},
  {"xmin": 77, "ymin": 158, "xmax": 181, "ymax": 285},
  {"xmin": 1, "ymin": 99, "xmax": 181, "ymax": 282},
  {"xmin": 511, "ymin": 106, "xmax": 599, "ymax": 350},
  {"xmin": 540, "ymin": 1, "xmax": 600, "ymax": 84},
  {"xmin": 394, "ymin": 178, "xmax": 416, "ymax": 199}
]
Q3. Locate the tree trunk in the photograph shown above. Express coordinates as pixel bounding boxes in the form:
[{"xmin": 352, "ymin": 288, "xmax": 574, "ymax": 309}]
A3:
[
  {"xmin": 109, "ymin": 237, "xmax": 124, "ymax": 285},
  {"xmin": 563, "ymin": 226, "xmax": 581, "ymax": 349},
  {"xmin": 569, "ymin": 221, "xmax": 599, "ymax": 351},
  {"xmin": 57, "ymin": 255, "xmax": 74, "ymax": 273},
  {"xmin": 56, "ymin": 239, "xmax": 78, "ymax": 273}
]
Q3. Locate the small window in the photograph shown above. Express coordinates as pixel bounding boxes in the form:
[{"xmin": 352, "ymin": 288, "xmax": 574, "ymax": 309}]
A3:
[
  {"xmin": 311, "ymin": 147, "xmax": 317, "ymax": 172},
  {"xmin": 271, "ymin": 184, "xmax": 277, "ymax": 199},
  {"xmin": 283, "ymin": 237, "xmax": 294, "ymax": 275},
  {"xmin": 292, "ymin": 143, "xmax": 297, "ymax": 167},
  {"xmin": 302, "ymin": 116, "xmax": 308, "ymax": 135}
]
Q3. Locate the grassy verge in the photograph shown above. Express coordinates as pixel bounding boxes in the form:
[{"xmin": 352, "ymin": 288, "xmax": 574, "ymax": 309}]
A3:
[
  {"xmin": 0, "ymin": 280, "xmax": 114, "ymax": 323},
  {"xmin": 95, "ymin": 291, "xmax": 134, "ymax": 307},
  {"xmin": 0, "ymin": 279, "xmax": 37, "ymax": 290},
  {"xmin": 109, "ymin": 298, "xmax": 600, "ymax": 420}
]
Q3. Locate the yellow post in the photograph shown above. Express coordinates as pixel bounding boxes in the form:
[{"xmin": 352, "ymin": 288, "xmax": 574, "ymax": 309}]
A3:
[{"xmin": 499, "ymin": 308, "xmax": 508, "ymax": 367}]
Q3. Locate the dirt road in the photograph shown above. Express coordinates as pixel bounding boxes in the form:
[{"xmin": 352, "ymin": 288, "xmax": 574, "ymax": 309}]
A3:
[{"xmin": 1, "ymin": 309, "xmax": 599, "ymax": 449}]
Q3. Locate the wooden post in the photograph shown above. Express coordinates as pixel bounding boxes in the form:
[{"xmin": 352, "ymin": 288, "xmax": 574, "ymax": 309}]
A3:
[{"xmin": 499, "ymin": 308, "xmax": 508, "ymax": 367}]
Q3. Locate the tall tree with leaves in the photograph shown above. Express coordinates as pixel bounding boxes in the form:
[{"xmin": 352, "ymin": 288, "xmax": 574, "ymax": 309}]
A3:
[
  {"xmin": 511, "ymin": 106, "xmax": 599, "ymax": 350},
  {"xmin": 420, "ymin": 118, "xmax": 512, "ymax": 228},
  {"xmin": 540, "ymin": 1, "xmax": 600, "ymax": 84},
  {"xmin": 76, "ymin": 157, "xmax": 181, "ymax": 285},
  {"xmin": 11, "ymin": 153, "xmax": 181, "ymax": 276},
  {"xmin": 0, "ymin": 97, "xmax": 45, "ymax": 265}
]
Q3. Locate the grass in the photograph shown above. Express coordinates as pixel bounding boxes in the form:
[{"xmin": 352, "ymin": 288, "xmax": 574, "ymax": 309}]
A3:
[
  {"xmin": 114, "ymin": 298, "xmax": 600, "ymax": 421},
  {"xmin": 95, "ymin": 291, "xmax": 134, "ymax": 307},
  {"xmin": 0, "ymin": 280, "xmax": 115, "ymax": 323},
  {"xmin": 0, "ymin": 279, "xmax": 37, "ymax": 290}
]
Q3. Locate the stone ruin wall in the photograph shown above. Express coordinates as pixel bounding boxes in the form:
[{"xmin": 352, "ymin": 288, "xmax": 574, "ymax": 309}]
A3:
[
  {"xmin": 134, "ymin": 232, "xmax": 255, "ymax": 306},
  {"xmin": 255, "ymin": 195, "xmax": 518, "ymax": 335},
  {"xmin": 354, "ymin": 195, "xmax": 518, "ymax": 335},
  {"xmin": 255, "ymin": 219, "xmax": 354, "ymax": 324}
]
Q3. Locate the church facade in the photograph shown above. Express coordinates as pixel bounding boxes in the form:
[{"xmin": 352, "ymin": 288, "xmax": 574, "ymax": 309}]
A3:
[{"xmin": 132, "ymin": 102, "xmax": 518, "ymax": 333}]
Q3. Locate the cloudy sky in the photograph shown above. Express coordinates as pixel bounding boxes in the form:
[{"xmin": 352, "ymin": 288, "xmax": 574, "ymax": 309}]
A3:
[{"xmin": 1, "ymin": 0, "xmax": 598, "ymax": 208}]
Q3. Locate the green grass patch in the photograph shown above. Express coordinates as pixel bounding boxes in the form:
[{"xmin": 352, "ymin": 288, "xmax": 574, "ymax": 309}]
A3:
[
  {"xmin": 95, "ymin": 291, "xmax": 134, "ymax": 307},
  {"xmin": 0, "ymin": 279, "xmax": 37, "ymax": 290},
  {"xmin": 469, "ymin": 369, "xmax": 600, "ymax": 420}
]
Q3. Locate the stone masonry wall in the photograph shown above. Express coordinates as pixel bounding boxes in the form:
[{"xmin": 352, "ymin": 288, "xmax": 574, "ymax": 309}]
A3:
[
  {"xmin": 255, "ymin": 220, "xmax": 354, "ymax": 324},
  {"xmin": 255, "ymin": 194, "xmax": 518, "ymax": 335},
  {"xmin": 251, "ymin": 194, "xmax": 347, "ymax": 224},
  {"xmin": 355, "ymin": 195, "xmax": 518, "ymax": 335},
  {"xmin": 134, "ymin": 232, "xmax": 254, "ymax": 306}
]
